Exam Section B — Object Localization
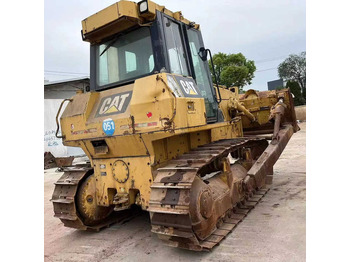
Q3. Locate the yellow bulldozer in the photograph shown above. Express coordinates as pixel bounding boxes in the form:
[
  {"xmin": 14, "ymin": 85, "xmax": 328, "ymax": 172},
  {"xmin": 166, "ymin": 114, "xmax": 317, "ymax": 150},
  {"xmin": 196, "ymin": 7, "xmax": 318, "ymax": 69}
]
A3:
[{"xmin": 52, "ymin": 0, "xmax": 299, "ymax": 251}]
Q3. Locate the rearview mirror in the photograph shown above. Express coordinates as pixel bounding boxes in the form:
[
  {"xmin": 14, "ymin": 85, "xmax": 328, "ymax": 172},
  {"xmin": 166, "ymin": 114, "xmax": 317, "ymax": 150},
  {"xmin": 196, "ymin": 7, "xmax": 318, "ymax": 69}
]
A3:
[{"xmin": 198, "ymin": 47, "xmax": 208, "ymax": 61}]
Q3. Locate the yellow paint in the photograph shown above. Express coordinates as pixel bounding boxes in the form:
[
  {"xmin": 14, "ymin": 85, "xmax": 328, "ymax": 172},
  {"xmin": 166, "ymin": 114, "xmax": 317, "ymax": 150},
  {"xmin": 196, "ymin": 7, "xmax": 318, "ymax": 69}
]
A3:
[{"xmin": 93, "ymin": 157, "xmax": 153, "ymax": 209}]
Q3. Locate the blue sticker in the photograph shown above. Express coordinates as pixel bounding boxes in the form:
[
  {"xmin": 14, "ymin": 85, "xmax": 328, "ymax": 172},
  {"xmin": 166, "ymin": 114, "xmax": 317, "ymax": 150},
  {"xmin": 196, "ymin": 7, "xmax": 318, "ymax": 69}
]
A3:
[{"xmin": 102, "ymin": 118, "xmax": 115, "ymax": 136}]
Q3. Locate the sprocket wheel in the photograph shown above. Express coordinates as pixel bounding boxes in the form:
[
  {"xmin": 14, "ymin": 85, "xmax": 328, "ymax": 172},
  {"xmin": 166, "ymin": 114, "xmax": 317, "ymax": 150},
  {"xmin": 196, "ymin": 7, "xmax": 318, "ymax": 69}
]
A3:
[{"xmin": 76, "ymin": 174, "xmax": 114, "ymax": 226}]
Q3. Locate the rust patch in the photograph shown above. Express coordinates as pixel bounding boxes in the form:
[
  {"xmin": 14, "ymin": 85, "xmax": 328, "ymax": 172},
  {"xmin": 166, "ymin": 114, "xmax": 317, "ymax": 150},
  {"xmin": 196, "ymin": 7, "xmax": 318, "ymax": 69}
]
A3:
[
  {"xmin": 160, "ymin": 170, "xmax": 186, "ymax": 183},
  {"xmin": 161, "ymin": 189, "xmax": 181, "ymax": 205}
]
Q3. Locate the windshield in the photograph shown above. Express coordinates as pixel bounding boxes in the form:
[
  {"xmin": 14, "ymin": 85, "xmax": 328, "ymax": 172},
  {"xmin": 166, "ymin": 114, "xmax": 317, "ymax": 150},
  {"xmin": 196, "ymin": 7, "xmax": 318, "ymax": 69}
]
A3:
[{"xmin": 96, "ymin": 27, "xmax": 155, "ymax": 87}]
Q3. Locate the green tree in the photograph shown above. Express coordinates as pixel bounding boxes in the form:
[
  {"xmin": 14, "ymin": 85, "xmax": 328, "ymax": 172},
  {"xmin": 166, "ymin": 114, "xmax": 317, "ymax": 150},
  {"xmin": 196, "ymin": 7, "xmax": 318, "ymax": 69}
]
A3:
[
  {"xmin": 209, "ymin": 52, "xmax": 256, "ymax": 92},
  {"xmin": 286, "ymin": 81, "xmax": 305, "ymax": 106},
  {"xmin": 278, "ymin": 52, "xmax": 306, "ymax": 100}
]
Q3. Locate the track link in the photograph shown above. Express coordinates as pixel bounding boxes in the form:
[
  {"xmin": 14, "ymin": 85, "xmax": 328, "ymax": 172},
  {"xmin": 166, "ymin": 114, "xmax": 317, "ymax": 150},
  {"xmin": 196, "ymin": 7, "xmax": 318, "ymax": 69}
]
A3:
[
  {"xmin": 149, "ymin": 138, "xmax": 269, "ymax": 251},
  {"xmin": 51, "ymin": 166, "xmax": 91, "ymax": 230}
]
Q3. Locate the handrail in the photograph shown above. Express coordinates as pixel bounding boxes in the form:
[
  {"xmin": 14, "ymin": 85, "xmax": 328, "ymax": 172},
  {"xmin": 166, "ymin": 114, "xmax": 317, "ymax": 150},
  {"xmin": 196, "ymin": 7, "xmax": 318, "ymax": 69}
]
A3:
[{"xmin": 55, "ymin": 99, "xmax": 73, "ymax": 139}]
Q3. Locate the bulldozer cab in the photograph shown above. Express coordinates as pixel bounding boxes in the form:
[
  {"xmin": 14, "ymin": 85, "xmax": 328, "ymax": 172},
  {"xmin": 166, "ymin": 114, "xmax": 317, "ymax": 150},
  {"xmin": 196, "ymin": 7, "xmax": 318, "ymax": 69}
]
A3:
[{"xmin": 88, "ymin": 4, "xmax": 219, "ymax": 121}]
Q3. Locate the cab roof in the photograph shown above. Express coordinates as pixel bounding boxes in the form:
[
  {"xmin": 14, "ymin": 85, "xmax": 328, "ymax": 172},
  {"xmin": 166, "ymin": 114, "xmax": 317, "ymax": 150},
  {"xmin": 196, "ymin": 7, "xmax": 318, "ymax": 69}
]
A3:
[{"xmin": 82, "ymin": 0, "xmax": 200, "ymax": 44}]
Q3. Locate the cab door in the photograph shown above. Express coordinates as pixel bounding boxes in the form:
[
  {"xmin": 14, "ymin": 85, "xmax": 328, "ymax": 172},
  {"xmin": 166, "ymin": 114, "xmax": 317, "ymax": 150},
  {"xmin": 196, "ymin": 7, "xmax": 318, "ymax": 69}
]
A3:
[
  {"xmin": 160, "ymin": 13, "xmax": 218, "ymax": 122},
  {"xmin": 185, "ymin": 27, "xmax": 218, "ymax": 122}
]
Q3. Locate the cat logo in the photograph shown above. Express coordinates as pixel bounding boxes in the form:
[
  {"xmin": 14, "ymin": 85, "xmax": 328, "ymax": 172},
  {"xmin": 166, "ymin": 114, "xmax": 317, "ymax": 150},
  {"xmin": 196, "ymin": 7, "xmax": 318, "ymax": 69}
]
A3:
[
  {"xmin": 95, "ymin": 91, "xmax": 132, "ymax": 117},
  {"xmin": 179, "ymin": 80, "xmax": 198, "ymax": 95},
  {"xmin": 172, "ymin": 75, "xmax": 202, "ymax": 98}
]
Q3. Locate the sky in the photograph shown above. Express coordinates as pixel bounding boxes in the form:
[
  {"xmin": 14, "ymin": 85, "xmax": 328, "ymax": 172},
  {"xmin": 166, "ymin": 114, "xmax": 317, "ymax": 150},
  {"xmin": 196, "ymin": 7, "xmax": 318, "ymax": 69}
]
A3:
[{"xmin": 44, "ymin": 0, "xmax": 306, "ymax": 91}]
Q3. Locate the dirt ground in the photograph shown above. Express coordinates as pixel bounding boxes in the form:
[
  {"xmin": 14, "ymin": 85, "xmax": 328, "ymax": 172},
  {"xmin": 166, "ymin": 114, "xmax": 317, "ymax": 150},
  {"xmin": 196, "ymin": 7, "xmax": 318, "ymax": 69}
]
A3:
[{"xmin": 44, "ymin": 122, "xmax": 306, "ymax": 262}]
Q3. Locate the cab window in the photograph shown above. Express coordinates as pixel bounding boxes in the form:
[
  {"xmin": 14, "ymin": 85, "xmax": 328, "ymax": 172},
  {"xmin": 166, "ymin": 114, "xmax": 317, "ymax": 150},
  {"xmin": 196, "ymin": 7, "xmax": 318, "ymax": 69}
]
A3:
[{"xmin": 163, "ymin": 16, "xmax": 189, "ymax": 76}]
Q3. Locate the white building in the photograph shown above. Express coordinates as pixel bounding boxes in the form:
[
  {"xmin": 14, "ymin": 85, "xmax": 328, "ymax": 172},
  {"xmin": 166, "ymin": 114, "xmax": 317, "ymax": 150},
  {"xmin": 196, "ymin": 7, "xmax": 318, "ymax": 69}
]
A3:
[{"xmin": 44, "ymin": 77, "xmax": 89, "ymax": 157}]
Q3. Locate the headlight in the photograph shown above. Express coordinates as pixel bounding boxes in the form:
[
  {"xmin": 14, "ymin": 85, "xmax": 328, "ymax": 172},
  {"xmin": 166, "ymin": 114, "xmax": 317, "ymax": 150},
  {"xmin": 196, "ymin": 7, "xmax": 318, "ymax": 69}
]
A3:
[{"xmin": 138, "ymin": 0, "xmax": 148, "ymax": 14}]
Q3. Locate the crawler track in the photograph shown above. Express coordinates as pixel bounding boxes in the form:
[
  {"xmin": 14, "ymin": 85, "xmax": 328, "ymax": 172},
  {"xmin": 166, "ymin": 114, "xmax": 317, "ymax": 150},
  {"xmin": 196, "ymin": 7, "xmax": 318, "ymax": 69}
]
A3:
[
  {"xmin": 149, "ymin": 137, "xmax": 270, "ymax": 251},
  {"xmin": 51, "ymin": 165, "xmax": 137, "ymax": 231}
]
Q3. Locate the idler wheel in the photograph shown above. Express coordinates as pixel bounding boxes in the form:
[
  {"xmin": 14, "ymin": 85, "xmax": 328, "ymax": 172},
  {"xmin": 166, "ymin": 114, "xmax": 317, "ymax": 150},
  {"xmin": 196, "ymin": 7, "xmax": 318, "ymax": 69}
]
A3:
[
  {"xmin": 189, "ymin": 177, "xmax": 216, "ymax": 240},
  {"xmin": 76, "ymin": 174, "xmax": 114, "ymax": 226}
]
